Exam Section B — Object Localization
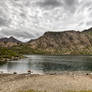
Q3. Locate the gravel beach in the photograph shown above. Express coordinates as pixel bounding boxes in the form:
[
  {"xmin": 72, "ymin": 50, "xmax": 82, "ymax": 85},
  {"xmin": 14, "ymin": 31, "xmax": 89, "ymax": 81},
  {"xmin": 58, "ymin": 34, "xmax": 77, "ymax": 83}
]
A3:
[{"xmin": 0, "ymin": 73, "xmax": 92, "ymax": 92}]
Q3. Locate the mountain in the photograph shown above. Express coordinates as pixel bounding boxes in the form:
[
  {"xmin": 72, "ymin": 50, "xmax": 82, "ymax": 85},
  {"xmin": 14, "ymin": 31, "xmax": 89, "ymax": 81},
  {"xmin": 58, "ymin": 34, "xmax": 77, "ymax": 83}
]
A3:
[
  {"xmin": 0, "ymin": 36, "xmax": 22, "ymax": 47},
  {"xmin": 0, "ymin": 36, "xmax": 21, "ymax": 43},
  {"xmin": 28, "ymin": 29, "xmax": 92, "ymax": 55},
  {"xmin": 1, "ymin": 28, "xmax": 92, "ymax": 55}
]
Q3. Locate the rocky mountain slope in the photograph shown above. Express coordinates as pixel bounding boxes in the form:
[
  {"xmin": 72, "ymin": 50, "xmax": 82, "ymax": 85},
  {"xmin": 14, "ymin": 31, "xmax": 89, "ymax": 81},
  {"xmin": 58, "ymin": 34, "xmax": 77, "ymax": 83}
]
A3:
[
  {"xmin": 0, "ymin": 36, "xmax": 21, "ymax": 43},
  {"xmin": 28, "ymin": 28, "xmax": 92, "ymax": 55},
  {"xmin": 0, "ymin": 36, "xmax": 22, "ymax": 47}
]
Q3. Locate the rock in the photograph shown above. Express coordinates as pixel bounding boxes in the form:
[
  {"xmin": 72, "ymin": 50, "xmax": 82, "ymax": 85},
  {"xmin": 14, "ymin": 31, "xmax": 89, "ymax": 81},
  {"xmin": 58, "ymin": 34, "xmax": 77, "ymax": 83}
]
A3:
[
  {"xmin": 13, "ymin": 72, "xmax": 17, "ymax": 74},
  {"xmin": 27, "ymin": 70, "xmax": 31, "ymax": 74},
  {"xmin": 86, "ymin": 73, "xmax": 89, "ymax": 75}
]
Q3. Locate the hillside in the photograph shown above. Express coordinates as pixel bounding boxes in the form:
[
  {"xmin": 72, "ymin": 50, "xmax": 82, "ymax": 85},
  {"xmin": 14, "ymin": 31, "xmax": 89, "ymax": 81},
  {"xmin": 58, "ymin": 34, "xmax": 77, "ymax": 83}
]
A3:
[
  {"xmin": 0, "ymin": 37, "xmax": 23, "ymax": 63},
  {"xmin": 28, "ymin": 28, "xmax": 92, "ymax": 55},
  {"xmin": 0, "ymin": 36, "xmax": 22, "ymax": 47},
  {"xmin": 0, "ymin": 36, "xmax": 21, "ymax": 43}
]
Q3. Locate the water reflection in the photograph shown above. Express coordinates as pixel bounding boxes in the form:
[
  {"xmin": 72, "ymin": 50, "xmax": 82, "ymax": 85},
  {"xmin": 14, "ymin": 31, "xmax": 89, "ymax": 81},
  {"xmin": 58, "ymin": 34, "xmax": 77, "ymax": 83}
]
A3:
[{"xmin": 0, "ymin": 55, "xmax": 92, "ymax": 74}]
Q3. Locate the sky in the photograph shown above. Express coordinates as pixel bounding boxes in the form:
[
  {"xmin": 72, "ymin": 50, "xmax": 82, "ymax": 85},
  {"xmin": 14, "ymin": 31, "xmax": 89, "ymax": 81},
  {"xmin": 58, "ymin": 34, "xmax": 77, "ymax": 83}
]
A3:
[{"xmin": 0, "ymin": 0, "xmax": 92, "ymax": 41}]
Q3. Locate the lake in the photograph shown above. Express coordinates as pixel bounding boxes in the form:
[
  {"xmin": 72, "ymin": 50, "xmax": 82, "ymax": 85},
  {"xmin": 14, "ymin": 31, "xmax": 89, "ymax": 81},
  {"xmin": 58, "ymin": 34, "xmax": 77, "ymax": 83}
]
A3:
[{"xmin": 0, "ymin": 55, "xmax": 92, "ymax": 74}]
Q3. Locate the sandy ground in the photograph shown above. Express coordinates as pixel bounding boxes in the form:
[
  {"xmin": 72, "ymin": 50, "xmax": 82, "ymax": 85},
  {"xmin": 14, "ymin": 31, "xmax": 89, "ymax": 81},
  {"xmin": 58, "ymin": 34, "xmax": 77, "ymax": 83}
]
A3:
[{"xmin": 0, "ymin": 74, "xmax": 92, "ymax": 92}]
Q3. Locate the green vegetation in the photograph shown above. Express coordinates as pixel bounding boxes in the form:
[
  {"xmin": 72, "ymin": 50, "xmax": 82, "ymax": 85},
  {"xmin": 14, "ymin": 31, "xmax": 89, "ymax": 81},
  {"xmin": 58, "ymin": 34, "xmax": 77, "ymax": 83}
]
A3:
[
  {"xmin": 10, "ymin": 44, "xmax": 48, "ymax": 55},
  {"xmin": 9, "ymin": 44, "xmax": 92, "ymax": 55},
  {"xmin": 0, "ymin": 47, "xmax": 23, "ymax": 63},
  {"xmin": 86, "ymin": 31, "xmax": 92, "ymax": 36},
  {"xmin": 0, "ymin": 47, "xmax": 19, "ymax": 57}
]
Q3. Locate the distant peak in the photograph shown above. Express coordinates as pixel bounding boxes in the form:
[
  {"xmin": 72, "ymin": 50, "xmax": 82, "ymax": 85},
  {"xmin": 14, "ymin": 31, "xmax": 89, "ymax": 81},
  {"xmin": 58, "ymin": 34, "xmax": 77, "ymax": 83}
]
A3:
[
  {"xmin": 9, "ymin": 36, "xmax": 17, "ymax": 40},
  {"xmin": 0, "ymin": 36, "xmax": 21, "ymax": 43},
  {"xmin": 9, "ymin": 36, "xmax": 14, "ymax": 39}
]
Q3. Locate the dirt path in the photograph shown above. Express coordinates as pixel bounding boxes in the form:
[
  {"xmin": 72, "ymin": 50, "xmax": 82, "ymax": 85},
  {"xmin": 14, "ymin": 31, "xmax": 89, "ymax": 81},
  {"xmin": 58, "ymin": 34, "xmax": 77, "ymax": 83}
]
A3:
[{"xmin": 0, "ymin": 74, "xmax": 92, "ymax": 92}]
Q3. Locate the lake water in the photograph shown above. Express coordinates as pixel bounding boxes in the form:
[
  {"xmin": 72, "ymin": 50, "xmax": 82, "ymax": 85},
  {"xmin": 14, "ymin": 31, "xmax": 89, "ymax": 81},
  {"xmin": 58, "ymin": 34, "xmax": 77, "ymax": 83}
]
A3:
[{"xmin": 0, "ymin": 55, "xmax": 92, "ymax": 74}]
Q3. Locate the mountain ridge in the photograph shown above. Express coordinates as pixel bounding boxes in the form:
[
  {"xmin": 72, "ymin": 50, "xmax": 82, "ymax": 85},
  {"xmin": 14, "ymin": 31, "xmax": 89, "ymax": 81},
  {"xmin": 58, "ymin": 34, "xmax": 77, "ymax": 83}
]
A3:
[
  {"xmin": 28, "ymin": 28, "xmax": 92, "ymax": 55},
  {"xmin": 0, "ymin": 36, "xmax": 22, "ymax": 47},
  {"xmin": 0, "ymin": 36, "xmax": 21, "ymax": 43}
]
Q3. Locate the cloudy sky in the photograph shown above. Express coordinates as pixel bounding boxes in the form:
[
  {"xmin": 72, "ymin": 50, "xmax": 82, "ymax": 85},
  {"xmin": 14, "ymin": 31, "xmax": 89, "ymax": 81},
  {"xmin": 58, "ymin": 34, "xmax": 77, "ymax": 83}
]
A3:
[{"xmin": 0, "ymin": 0, "xmax": 92, "ymax": 41}]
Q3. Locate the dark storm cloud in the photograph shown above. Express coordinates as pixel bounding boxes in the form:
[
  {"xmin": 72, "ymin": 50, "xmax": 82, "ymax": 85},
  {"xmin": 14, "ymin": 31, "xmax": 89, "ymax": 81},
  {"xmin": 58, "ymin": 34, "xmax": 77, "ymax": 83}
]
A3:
[{"xmin": 36, "ymin": 0, "xmax": 62, "ymax": 9}]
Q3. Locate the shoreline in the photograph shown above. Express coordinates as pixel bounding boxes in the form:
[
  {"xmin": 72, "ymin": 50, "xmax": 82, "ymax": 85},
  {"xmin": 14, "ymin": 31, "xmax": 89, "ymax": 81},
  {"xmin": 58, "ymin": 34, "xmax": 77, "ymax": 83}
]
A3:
[
  {"xmin": 0, "ymin": 71, "xmax": 91, "ymax": 77},
  {"xmin": 1, "ymin": 54, "xmax": 92, "ymax": 64},
  {"xmin": 0, "ymin": 70, "xmax": 92, "ymax": 75},
  {"xmin": 0, "ymin": 55, "xmax": 25, "ymax": 64}
]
